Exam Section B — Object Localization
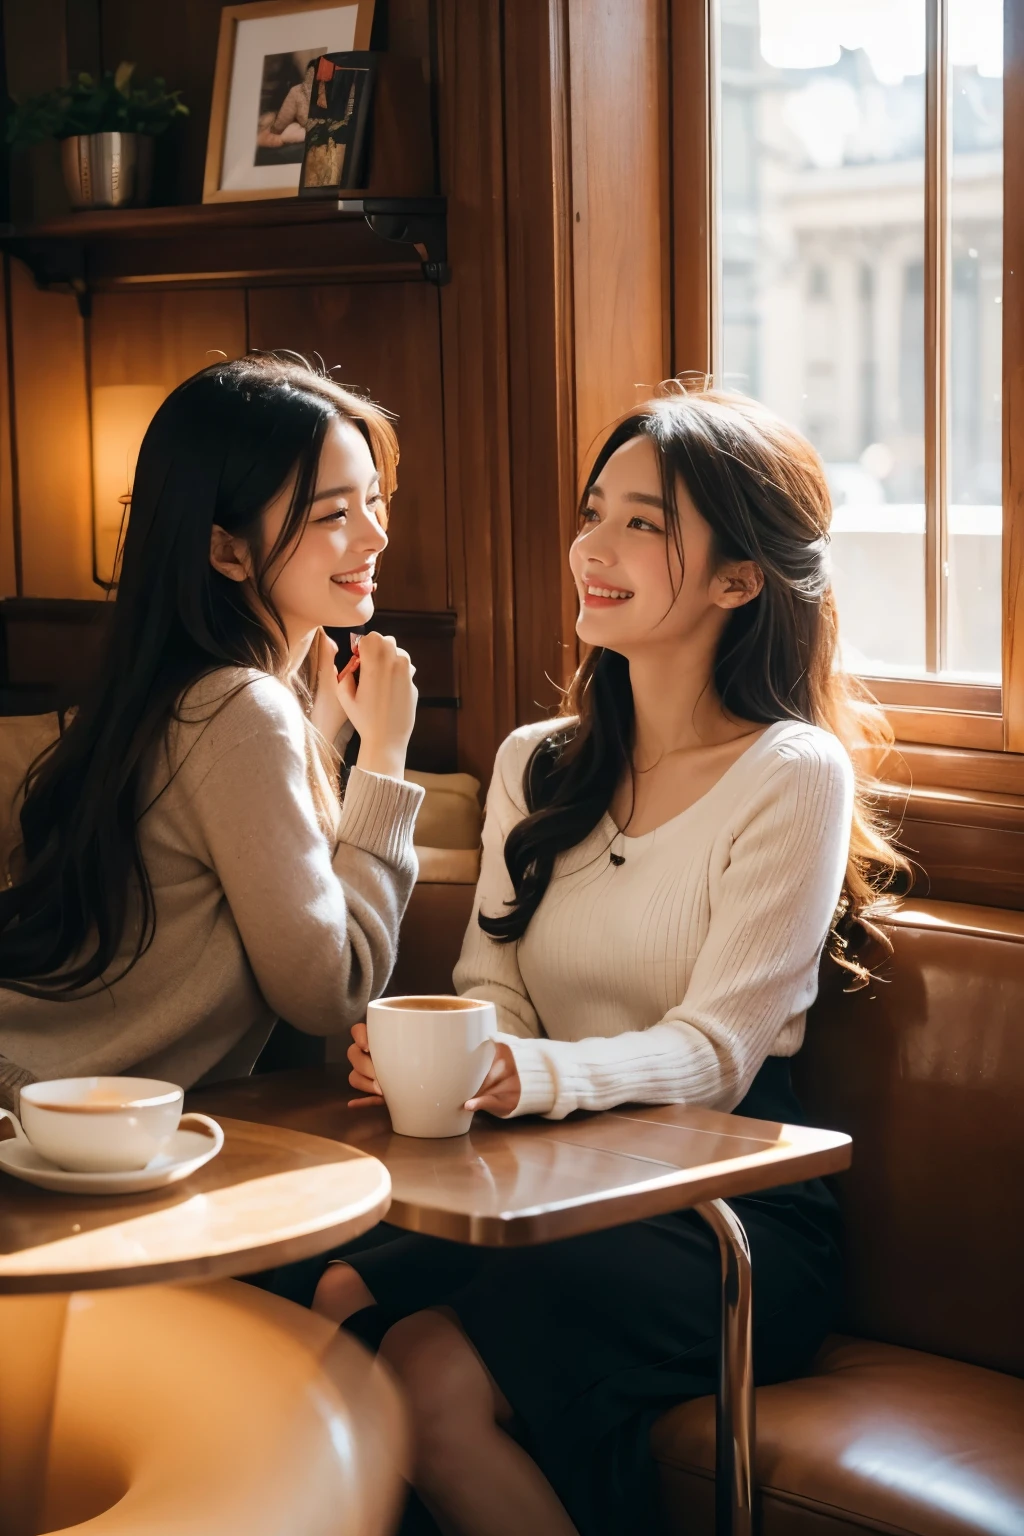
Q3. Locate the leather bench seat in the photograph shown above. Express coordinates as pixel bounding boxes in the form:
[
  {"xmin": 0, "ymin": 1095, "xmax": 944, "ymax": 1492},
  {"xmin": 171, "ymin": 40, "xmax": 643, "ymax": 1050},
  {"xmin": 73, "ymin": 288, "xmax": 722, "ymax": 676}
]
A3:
[
  {"xmin": 656, "ymin": 898, "xmax": 1024, "ymax": 1534},
  {"xmin": 653, "ymin": 1334, "xmax": 1024, "ymax": 1536}
]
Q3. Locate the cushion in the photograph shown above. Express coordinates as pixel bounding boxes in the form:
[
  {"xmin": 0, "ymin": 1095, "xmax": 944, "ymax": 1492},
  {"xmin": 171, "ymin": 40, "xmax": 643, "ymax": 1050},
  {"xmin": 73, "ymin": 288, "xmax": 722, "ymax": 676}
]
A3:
[
  {"xmin": 406, "ymin": 769, "xmax": 482, "ymax": 850},
  {"xmin": 653, "ymin": 1334, "xmax": 1024, "ymax": 1536},
  {"xmin": 414, "ymin": 846, "xmax": 481, "ymax": 884}
]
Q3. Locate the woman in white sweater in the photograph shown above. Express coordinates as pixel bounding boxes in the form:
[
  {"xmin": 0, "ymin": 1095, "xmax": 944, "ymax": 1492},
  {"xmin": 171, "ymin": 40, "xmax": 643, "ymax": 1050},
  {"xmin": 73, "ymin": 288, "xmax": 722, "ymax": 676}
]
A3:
[
  {"xmin": 0, "ymin": 355, "xmax": 422, "ymax": 1102},
  {"xmin": 330, "ymin": 389, "xmax": 906, "ymax": 1536}
]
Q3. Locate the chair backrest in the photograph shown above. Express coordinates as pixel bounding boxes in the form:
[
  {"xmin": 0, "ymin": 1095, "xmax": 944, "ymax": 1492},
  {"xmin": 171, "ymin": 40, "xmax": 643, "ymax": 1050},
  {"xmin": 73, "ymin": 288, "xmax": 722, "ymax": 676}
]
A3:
[
  {"xmin": 796, "ymin": 899, "xmax": 1024, "ymax": 1378},
  {"xmin": 0, "ymin": 713, "xmax": 61, "ymax": 871}
]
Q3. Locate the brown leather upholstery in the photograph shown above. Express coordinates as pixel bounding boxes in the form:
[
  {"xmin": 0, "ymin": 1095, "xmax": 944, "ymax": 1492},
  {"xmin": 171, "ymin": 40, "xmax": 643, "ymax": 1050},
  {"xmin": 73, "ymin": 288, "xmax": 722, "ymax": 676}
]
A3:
[
  {"xmin": 653, "ymin": 899, "xmax": 1024, "ymax": 1535},
  {"xmin": 654, "ymin": 1335, "xmax": 1024, "ymax": 1536},
  {"xmin": 795, "ymin": 901, "xmax": 1024, "ymax": 1376}
]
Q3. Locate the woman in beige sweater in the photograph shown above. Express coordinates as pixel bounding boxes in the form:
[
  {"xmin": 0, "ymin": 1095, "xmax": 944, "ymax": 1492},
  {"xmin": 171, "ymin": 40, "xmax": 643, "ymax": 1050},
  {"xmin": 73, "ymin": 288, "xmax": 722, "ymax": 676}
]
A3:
[{"xmin": 0, "ymin": 354, "xmax": 422, "ymax": 1103}]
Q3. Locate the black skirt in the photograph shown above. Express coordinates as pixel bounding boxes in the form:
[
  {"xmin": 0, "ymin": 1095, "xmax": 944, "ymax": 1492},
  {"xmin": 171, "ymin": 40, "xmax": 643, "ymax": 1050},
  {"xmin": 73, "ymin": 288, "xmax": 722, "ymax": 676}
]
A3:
[{"xmin": 253, "ymin": 1057, "xmax": 842, "ymax": 1536}]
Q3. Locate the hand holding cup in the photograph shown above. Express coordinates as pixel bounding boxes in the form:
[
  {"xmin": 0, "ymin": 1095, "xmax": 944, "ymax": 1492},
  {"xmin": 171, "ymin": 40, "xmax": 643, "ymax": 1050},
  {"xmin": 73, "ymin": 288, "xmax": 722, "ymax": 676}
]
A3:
[
  {"xmin": 347, "ymin": 1021, "xmax": 523, "ymax": 1120},
  {"xmin": 347, "ymin": 997, "xmax": 519, "ymax": 1137}
]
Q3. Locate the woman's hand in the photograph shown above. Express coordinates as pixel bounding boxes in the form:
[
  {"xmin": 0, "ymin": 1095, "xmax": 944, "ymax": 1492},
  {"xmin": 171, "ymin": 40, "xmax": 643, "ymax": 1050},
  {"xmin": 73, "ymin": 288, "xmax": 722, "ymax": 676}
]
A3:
[
  {"xmin": 465, "ymin": 1042, "xmax": 521, "ymax": 1117},
  {"xmin": 309, "ymin": 628, "xmax": 350, "ymax": 742},
  {"xmin": 347, "ymin": 1021, "xmax": 383, "ymax": 1107},
  {"xmin": 347, "ymin": 1027, "xmax": 523, "ymax": 1119},
  {"xmin": 339, "ymin": 631, "xmax": 417, "ymax": 781}
]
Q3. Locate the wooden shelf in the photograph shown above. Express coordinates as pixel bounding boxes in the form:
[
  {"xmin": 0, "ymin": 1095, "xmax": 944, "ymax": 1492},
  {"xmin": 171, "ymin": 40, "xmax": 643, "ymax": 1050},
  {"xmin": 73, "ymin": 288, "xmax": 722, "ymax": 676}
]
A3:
[{"xmin": 0, "ymin": 196, "xmax": 448, "ymax": 309}]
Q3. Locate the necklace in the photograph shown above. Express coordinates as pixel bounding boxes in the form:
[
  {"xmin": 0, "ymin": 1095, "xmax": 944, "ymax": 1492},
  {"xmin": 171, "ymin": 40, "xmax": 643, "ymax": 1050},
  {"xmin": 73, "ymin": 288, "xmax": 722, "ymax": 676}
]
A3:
[
  {"xmin": 612, "ymin": 724, "xmax": 767, "ymax": 864},
  {"xmin": 633, "ymin": 723, "xmax": 766, "ymax": 776}
]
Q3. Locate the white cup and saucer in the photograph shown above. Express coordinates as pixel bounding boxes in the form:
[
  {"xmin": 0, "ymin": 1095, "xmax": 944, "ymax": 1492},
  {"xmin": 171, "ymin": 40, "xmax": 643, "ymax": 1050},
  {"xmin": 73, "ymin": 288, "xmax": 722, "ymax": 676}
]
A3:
[
  {"xmin": 0, "ymin": 1077, "xmax": 224, "ymax": 1194},
  {"xmin": 366, "ymin": 994, "xmax": 498, "ymax": 1138}
]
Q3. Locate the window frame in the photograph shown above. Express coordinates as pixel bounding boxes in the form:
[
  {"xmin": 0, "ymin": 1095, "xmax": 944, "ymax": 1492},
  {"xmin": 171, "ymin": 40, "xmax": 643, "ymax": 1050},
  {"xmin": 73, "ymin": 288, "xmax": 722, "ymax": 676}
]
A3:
[{"xmin": 670, "ymin": 0, "xmax": 1024, "ymax": 758}]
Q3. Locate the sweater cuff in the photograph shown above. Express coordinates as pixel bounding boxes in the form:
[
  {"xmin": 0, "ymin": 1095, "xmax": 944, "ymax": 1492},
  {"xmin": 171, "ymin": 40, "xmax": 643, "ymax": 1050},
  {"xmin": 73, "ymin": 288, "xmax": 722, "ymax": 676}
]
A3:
[
  {"xmin": 498, "ymin": 1033, "xmax": 557, "ymax": 1118},
  {"xmin": 0, "ymin": 1056, "xmax": 37, "ymax": 1114},
  {"xmin": 338, "ymin": 767, "xmax": 425, "ymax": 868}
]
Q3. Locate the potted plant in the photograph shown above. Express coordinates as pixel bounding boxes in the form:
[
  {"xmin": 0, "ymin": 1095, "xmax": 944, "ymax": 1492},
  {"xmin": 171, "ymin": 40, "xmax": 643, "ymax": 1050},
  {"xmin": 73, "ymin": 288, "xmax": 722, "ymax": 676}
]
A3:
[{"xmin": 6, "ymin": 63, "xmax": 188, "ymax": 211}]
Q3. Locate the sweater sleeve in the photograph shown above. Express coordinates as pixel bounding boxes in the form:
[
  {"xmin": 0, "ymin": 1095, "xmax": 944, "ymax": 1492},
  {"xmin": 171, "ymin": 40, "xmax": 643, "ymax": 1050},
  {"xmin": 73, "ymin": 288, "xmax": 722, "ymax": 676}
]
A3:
[
  {"xmin": 177, "ymin": 677, "xmax": 424, "ymax": 1036},
  {"xmin": 453, "ymin": 728, "xmax": 545, "ymax": 1048},
  {"xmin": 0, "ymin": 1051, "xmax": 36, "ymax": 1112},
  {"xmin": 497, "ymin": 737, "xmax": 854, "ymax": 1119}
]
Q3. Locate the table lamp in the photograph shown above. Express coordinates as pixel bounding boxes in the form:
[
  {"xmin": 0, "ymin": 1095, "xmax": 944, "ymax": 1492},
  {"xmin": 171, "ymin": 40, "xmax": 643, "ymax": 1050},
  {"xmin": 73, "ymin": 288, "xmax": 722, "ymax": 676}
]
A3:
[{"xmin": 91, "ymin": 383, "xmax": 165, "ymax": 588}]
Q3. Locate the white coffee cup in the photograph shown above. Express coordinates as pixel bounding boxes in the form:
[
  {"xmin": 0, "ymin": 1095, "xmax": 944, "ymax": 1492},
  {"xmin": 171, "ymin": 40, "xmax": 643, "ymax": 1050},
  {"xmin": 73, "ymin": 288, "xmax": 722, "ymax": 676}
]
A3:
[
  {"xmin": 366, "ymin": 995, "xmax": 497, "ymax": 1138},
  {"xmin": 5, "ymin": 1077, "xmax": 185, "ymax": 1173}
]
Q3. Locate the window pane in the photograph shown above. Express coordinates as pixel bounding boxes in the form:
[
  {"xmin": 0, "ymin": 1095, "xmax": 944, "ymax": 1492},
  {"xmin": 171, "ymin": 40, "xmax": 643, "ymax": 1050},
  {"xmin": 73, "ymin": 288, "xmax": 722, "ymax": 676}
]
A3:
[
  {"xmin": 947, "ymin": 0, "xmax": 1002, "ymax": 679},
  {"xmin": 719, "ymin": 0, "xmax": 928, "ymax": 675}
]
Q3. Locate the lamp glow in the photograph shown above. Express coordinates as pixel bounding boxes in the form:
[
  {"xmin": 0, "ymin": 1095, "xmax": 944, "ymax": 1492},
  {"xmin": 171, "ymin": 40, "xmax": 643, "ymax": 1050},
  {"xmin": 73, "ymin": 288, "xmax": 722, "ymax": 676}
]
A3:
[{"xmin": 91, "ymin": 384, "xmax": 165, "ymax": 588}]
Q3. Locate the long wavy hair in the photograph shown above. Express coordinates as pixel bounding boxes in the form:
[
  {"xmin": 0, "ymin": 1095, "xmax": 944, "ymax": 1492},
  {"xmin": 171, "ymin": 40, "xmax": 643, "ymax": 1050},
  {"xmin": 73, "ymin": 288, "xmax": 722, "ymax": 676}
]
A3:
[
  {"xmin": 479, "ymin": 387, "xmax": 908, "ymax": 985},
  {"xmin": 0, "ymin": 354, "xmax": 398, "ymax": 998}
]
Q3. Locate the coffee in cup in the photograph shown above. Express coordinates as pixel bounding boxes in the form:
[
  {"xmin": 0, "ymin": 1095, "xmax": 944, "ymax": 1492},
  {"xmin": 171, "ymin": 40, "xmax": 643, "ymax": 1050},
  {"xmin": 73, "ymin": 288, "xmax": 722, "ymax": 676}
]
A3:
[
  {"xmin": 365, "ymin": 995, "xmax": 497, "ymax": 1138},
  {"xmin": 11, "ymin": 1077, "xmax": 184, "ymax": 1172}
]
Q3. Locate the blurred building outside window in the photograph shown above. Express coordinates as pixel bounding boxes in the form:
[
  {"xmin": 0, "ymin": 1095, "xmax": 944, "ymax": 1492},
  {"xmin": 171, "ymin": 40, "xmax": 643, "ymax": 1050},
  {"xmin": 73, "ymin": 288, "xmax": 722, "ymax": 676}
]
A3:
[{"xmin": 718, "ymin": 0, "xmax": 1003, "ymax": 680}]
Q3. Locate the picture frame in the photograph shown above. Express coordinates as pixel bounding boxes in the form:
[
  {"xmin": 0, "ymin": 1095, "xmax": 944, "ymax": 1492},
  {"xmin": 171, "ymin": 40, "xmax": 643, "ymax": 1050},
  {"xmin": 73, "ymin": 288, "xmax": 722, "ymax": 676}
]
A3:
[
  {"xmin": 298, "ymin": 52, "xmax": 378, "ymax": 195},
  {"xmin": 203, "ymin": 0, "xmax": 376, "ymax": 203}
]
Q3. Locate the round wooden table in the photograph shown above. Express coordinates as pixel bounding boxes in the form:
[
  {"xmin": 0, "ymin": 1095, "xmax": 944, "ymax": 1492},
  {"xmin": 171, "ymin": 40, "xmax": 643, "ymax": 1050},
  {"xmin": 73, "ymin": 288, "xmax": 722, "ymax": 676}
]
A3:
[{"xmin": 0, "ymin": 1115, "xmax": 391, "ymax": 1536}]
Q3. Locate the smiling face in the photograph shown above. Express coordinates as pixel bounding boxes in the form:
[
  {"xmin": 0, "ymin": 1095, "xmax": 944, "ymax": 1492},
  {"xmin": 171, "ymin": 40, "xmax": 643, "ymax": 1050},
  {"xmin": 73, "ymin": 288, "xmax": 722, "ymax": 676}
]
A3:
[
  {"xmin": 259, "ymin": 416, "xmax": 388, "ymax": 645},
  {"xmin": 571, "ymin": 433, "xmax": 751, "ymax": 659}
]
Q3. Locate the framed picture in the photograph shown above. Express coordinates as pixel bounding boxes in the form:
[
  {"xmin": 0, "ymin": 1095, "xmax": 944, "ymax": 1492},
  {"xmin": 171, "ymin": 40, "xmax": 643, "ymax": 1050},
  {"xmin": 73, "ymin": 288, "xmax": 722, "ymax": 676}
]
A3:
[
  {"xmin": 299, "ymin": 53, "xmax": 377, "ymax": 195},
  {"xmin": 203, "ymin": 0, "xmax": 376, "ymax": 203}
]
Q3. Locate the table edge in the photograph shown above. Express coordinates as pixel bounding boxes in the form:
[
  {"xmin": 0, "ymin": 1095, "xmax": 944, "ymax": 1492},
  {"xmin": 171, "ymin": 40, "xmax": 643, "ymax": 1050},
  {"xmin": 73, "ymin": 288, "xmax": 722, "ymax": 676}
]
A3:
[
  {"xmin": 384, "ymin": 1134, "xmax": 852, "ymax": 1247},
  {"xmin": 0, "ymin": 1121, "xmax": 393, "ymax": 1294}
]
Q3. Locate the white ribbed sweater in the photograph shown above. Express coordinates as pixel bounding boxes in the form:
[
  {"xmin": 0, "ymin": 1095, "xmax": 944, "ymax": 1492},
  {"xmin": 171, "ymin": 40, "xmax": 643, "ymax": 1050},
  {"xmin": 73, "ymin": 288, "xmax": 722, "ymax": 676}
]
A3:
[{"xmin": 454, "ymin": 718, "xmax": 854, "ymax": 1120}]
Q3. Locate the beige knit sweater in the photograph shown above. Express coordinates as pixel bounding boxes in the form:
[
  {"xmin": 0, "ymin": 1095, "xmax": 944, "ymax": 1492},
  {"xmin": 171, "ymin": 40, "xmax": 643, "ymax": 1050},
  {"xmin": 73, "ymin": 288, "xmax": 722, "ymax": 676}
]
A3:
[
  {"xmin": 0, "ymin": 667, "xmax": 423, "ymax": 1100},
  {"xmin": 454, "ymin": 718, "xmax": 854, "ymax": 1120}
]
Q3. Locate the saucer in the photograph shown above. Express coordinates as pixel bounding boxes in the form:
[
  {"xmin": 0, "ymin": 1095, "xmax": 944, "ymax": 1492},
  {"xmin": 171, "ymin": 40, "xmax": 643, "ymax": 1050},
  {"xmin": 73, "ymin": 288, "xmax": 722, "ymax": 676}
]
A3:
[{"xmin": 0, "ymin": 1113, "xmax": 224, "ymax": 1194}]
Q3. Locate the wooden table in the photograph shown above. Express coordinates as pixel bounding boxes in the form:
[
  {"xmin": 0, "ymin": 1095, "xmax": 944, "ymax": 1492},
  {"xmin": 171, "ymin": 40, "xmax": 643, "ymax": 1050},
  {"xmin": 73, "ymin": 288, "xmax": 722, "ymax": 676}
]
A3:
[
  {"xmin": 190, "ymin": 1068, "xmax": 853, "ymax": 1536},
  {"xmin": 0, "ymin": 1115, "xmax": 391, "ymax": 1536}
]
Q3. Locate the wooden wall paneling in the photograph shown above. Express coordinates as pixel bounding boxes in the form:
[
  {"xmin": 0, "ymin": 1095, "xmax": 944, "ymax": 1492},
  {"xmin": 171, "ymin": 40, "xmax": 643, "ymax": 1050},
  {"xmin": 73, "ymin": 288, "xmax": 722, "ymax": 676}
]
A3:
[
  {"xmin": 377, "ymin": 0, "xmax": 437, "ymax": 191},
  {"xmin": 1004, "ymin": 0, "xmax": 1024, "ymax": 750},
  {"xmin": 435, "ymin": 0, "xmax": 516, "ymax": 783},
  {"xmin": 669, "ymin": 0, "xmax": 714, "ymax": 378},
  {"xmin": 0, "ymin": 264, "xmax": 18, "ymax": 596},
  {"xmin": 883, "ymin": 741, "xmax": 1024, "ymax": 796},
  {"xmin": 503, "ymin": 0, "xmax": 579, "ymax": 722},
  {"xmin": 567, "ymin": 0, "xmax": 672, "ymax": 474},
  {"xmin": 246, "ymin": 283, "xmax": 447, "ymax": 614},
  {"xmin": 65, "ymin": 0, "xmax": 102, "ymax": 77},
  {"xmin": 97, "ymin": 0, "xmax": 228, "ymax": 206},
  {"xmin": 85, "ymin": 289, "xmax": 246, "ymax": 587},
  {"xmin": 3, "ymin": 0, "xmax": 70, "ymax": 222},
  {"xmin": 880, "ymin": 784, "xmax": 1024, "ymax": 909},
  {"xmin": 880, "ymin": 705, "xmax": 1004, "ymax": 752},
  {"xmin": 378, "ymin": 0, "xmax": 434, "ymax": 66},
  {"xmin": 88, "ymin": 289, "xmax": 248, "ymax": 393},
  {"xmin": 7, "ymin": 261, "xmax": 94, "ymax": 597}
]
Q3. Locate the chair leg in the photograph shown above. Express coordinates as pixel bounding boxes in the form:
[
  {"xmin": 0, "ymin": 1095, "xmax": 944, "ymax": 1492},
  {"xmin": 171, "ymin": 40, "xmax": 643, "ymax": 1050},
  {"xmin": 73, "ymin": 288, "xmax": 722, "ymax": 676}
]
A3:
[{"xmin": 696, "ymin": 1199, "xmax": 754, "ymax": 1536}]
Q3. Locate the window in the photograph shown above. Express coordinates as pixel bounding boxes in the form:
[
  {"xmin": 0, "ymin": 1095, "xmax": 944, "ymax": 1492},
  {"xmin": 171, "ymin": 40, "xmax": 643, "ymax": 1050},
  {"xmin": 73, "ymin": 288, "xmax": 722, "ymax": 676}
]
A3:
[{"xmin": 678, "ymin": 0, "xmax": 1017, "ymax": 750}]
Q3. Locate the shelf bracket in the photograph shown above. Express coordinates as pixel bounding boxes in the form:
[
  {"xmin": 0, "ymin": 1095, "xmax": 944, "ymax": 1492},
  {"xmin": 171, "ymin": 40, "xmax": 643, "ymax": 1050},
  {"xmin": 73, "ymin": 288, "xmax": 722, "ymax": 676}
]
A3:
[
  {"xmin": 0, "ymin": 230, "xmax": 91, "ymax": 317},
  {"xmin": 347, "ymin": 197, "xmax": 449, "ymax": 285}
]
